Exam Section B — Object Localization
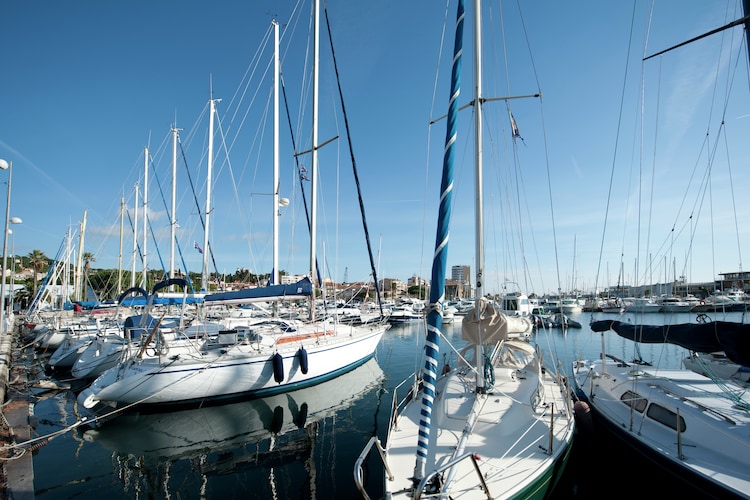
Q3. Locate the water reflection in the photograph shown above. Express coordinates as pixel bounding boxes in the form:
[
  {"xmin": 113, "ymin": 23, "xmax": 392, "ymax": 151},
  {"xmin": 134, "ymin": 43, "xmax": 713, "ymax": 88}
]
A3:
[
  {"xmin": 30, "ymin": 309, "xmax": 745, "ymax": 498},
  {"xmin": 78, "ymin": 357, "xmax": 385, "ymax": 497}
]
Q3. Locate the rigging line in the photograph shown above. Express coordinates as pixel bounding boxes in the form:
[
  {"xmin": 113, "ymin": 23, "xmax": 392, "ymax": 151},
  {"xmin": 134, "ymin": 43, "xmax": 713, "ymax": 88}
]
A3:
[
  {"xmin": 718, "ymin": 20, "xmax": 746, "ymax": 272},
  {"xmin": 280, "ymin": 71, "xmax": 324, "ymax": 289},
  {"xmin": 490, "ymin": 1, "xmax": 530, "ymax": 291},
  {"xmin": 411, "ymin": 0, "xmax": 447, "ymax": 373},
  {"xmin": 146, "ymin": 216, "xmax": 167, "ymax": 279},
  {"xmin": 145, "ymin": 153, "xmax": 173, "ymax": 279},
  {"xmin": 224, "ymin": 23, "xmax": 274, "ymax": 135},
  {"xmin": 174, "ymin": 236, "xmax": 195, "ymax": 293},
  {"xmin": 644, "ymin": 56, "xmax": 661, "ymax": 292},
  {"xmin": 643, "ymin": 15, "xmax": 750, "ymax": 61},
  {"xmin": 593, "ymin": 0, "xmax": 639, "ymax": 297},
  {"xmin": 177, "ymin": 136, "xmax": 220, "ymax": 289},
  {"xmin": 322, "ymin": 4, "xmax": 383, "ymax": 314},
  {"xmin": 124, "ymin": 210, "xmax": 143, "ymax": 265}
]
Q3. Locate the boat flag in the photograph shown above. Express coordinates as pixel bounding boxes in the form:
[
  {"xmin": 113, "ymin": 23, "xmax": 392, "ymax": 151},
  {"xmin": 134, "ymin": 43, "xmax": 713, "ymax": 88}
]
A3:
[
  {"xmin": 194, "ymin": 241, "xmax": 203, "ymax": 254},
  {"xmin": 510, "ymin": 111, "xmax": 525, "ymax": 142},
  {"xmin": 299, "ymin": 165, "xmax": 310, "ymax": 181}
]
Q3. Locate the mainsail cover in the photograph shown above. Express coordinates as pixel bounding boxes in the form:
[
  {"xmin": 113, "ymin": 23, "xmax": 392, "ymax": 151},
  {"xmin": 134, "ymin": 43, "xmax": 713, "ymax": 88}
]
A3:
[
  {"xmin": 204, "ymin": 277, "xmax": 313, "ymax": 305},
  {"xmin": 462, "ymin": 297, "xmax": 533, "ymax": 344},
  {"xmin": 414, "ymin": 0, "xmax": 465, "ymax": 482},
  {"xmin": 591, "ymin": 320, "xmax": 750, "ymax": 366}
]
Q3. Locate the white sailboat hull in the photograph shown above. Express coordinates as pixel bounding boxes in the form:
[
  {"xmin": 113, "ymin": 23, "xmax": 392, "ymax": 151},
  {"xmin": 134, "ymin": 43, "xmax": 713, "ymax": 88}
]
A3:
[
  {"xmin": 48, "ymin": 335, "xmax": 95, "ymax": 369},
  {"xmin": 573, "ymin": 358, "xmax": 750, "ymax": 497},
  {"xmin": 78, "ymin": 321, "xmax": 388, "ymax": 409},
  {"xmin": 82, "ymin": 357, "xmax": 385, "ymax": 462}
]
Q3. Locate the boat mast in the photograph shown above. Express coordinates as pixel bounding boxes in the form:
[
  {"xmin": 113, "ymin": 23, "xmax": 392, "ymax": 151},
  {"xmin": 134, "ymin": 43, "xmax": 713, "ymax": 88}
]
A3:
[
  {"xmin": 202, "ymin": 95, "xmax": 217, "ymax": 293},
  {"xmin": 64, "ymin": 227, "xmax": 71, "ymax": 305},
  {"xmin": 273, "ymin": 19, "xmax": 280, "ymax": 288},
  {"xmin": 309, "ymin": 0, "xmax": 320, "ymax": 320},
  {"xmin": 118, "ymin": 196, "xmax": 124, "ymax": 295},
  {"xmin": 170, "ymin": 126, "xmax": 179, "ymax": 284},
  {"xmin": 131, "ymin": 183, "xmax": 138, "ymax": 288},
  {"xmin": 74, "ymin": 211, "xmax": 86, "ymax": 301},
  {"xmin": 142, "ymin": 146, "xmax": 149, "ymax": 290},
  {"xmin": 472, "ymin": 0, "xmax": 486, "ymax": 394}
]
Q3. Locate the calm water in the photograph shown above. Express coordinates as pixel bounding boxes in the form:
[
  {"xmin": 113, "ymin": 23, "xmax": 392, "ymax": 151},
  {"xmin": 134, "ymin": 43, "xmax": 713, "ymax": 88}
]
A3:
[{"xmin": 27, "ymin": 310, "xmax": 744, "ymax": 499}]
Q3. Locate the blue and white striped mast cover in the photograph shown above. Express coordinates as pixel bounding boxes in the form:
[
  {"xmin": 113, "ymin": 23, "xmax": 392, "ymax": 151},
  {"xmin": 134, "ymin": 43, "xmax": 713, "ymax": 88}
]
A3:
[{"xmin": 414, "ymin": 0, "xmax": 465, "ymax": 483}]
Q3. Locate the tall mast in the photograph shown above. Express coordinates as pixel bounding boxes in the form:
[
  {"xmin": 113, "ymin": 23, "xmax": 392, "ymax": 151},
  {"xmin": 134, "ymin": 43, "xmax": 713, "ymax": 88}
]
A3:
[
  {"xmin": 118, "ymin": 196, "xmax": 124, "ymax": 295},
  {"xmin": 473, "ymin": 0, "xmax": 483, "ymax": 303},
  {"xmin": 142, "ymin": 147, "xmax": 149, "ymax": 289},
  {"xmin": 170, "ymin": 126, "xmax": 179, "ymax": 283},
  {"xmin": 75, "ymin": 211, "xmax": 86, "ymax": 301},
  {"xmin": 131, "ymin": 183, "xmax": 138, "ymax": 288},
  {"xmin": 202, "ymin": 96, "xmax": 217, "ymax": 293},
  {"xmin": 472, "ymin": 0, "xmax": 485, "ymax": 394},
  {"xmin": 272, "ymin": 19, "xmax": 280, "ymax": 288},
  {"xmin": 309, "ymin": 0, "xmax": 320, "ymax": 320}
]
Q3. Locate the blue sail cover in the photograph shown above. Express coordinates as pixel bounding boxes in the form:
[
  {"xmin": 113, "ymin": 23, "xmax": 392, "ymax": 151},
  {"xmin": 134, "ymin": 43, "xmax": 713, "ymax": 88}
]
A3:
[
  {"xmin": 591, "ymin": 319, "xmax": 750, "ymax": 366},
  {"xmin": 415, "ymin": 0, "xmax": 464, "ymax": 481},
  {"xmin": 204, "ymin": 277, "xmax": 313, "ymax": 305}
]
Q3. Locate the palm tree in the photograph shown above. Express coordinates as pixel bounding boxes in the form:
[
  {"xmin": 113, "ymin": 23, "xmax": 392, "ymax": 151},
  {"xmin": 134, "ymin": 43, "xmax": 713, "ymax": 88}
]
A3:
[
  {"xmin": 82, "ymin": 251, "xmax": 95, "ymax": 300},
  {"xmin": 28, "ymin": 249, "xmax": 48, "ymax": 299},
  {"xmin": 82, "ymin": 251, "xmax": 94, "ymax": 279}
]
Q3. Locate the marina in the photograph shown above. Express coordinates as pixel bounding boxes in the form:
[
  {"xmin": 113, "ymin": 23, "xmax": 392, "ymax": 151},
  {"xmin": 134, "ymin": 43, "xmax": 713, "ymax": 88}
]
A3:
[
  {"xmin": 2, "ymin": 309, "xmax": 741, "ymax": 498},
  {"xmin": 2, "ymin": 0, "xmax": 750, "ymax": 498}
]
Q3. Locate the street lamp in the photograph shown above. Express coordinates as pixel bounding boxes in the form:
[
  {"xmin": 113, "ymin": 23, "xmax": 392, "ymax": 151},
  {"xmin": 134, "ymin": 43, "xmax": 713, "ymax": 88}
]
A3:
[{"xmin": 0, "ymin": 159, "xmax": 13, "ymax": 335}]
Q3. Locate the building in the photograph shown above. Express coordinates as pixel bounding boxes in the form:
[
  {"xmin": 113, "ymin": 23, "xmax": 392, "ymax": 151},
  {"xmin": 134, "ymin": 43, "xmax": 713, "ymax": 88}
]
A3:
[
  {"xmin": 380, "ymin": 278, "xmax": 406, "ymax": 297},
  {"xmin": 451, "ymin": 265, "xmax": 471, "ymax": 298},
  {"xmin": 451, "ymin": 265, "xmax": 470, "ymax": 285}
]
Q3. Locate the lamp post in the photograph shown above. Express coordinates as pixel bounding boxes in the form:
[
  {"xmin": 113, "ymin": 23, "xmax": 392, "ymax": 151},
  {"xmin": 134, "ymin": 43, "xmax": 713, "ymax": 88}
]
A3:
[{"xmin": 0, "ymin": 159, "xmax": 13, "ymax": 335}]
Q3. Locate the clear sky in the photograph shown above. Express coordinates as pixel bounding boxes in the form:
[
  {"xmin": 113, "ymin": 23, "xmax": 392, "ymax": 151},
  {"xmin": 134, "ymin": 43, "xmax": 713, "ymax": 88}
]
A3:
[{"xmin": 1, "ymin": 0, "xmax": 749, "ymax": 297}]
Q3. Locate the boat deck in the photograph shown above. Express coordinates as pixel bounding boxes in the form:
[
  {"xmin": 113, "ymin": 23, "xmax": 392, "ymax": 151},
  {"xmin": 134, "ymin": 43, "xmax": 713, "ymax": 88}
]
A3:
[{"xmin": 385, "ymin": 363, "xmax": 574, "ymax": 498}]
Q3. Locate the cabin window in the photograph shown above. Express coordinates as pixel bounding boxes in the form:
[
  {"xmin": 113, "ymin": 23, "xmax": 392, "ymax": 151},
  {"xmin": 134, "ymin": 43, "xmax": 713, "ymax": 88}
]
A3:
[
  {"xmin": 647, "ymin": 403, "xmax": 686, "ymax": 433},
  {"xmin": 620, "ymin": 390, "xmax": 647, "ymax": 413}
]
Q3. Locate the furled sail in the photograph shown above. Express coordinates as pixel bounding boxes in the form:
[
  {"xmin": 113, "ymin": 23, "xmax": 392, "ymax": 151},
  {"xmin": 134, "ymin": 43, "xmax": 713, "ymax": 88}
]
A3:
[{"xmin": 591, "ymin": 319, "xmax": 750, "ymax": 366}]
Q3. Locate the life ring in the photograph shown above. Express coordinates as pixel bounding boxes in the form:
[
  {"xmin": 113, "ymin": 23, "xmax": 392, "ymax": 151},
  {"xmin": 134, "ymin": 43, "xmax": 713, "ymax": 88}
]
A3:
[
  {"xmin": 700, "ymin": 300, "xmax": 705, "ymax": 305},
  {"xmin": 272, "ymin": 352, "xmax": 284, "ymax": 383}
]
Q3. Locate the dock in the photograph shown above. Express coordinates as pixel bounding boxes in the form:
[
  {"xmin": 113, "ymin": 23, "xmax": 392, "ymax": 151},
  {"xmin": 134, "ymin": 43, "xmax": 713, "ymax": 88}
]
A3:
[{"xmin": 0, "ymin": 325, "xmax": 35, "ymax": 500}]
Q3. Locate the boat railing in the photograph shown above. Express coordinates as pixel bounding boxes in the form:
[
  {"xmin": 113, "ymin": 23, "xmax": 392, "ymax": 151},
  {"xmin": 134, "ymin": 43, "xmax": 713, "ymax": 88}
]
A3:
[
  {"xmin": 353, "ymin": 436, "xmax": 393, "ymax": 500},
  {"xmin": 413, "ymin": 452, "xmax": 491, "ymax": 500},
  {"xmin": 388, "ymin": 372, "xmax": 420, "ymax": 432},
  {"xmin": 354, "ymin": 374, "xmax": 417, "ymax": 498}
]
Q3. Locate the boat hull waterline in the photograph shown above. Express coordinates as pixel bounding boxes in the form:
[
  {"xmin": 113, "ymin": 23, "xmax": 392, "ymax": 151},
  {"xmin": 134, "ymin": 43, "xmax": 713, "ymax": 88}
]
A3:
[{"xmin": 78, "ymin": 323, "xmax": 387, "ymax": 410}]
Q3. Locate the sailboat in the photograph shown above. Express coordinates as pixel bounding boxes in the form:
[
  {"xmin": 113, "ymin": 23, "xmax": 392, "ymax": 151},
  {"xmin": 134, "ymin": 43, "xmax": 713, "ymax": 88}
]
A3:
[
  {"xmin": 572, "ymin": 5, "xmax": 750, "ymax": 498},
  {"xmin": 355, "ymin": 1, "xmax": 574, "ymax": 497},
  {"xmin": 77, "ymin": 11, "xmax": 389, "ymax": 414},
  {"xmin": 574, "ymin": 319, "xmax": 750, "ymax": 497},
  {"xmin": 82, "ymin": 357, "xmax": 384, "ymax": 462}
]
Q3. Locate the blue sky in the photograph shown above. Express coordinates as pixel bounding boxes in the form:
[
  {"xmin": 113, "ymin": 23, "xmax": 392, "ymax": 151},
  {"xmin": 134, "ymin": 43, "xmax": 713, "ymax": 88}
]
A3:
[{"xmin": 1, "ymin": 0, "xmax": 749, "ymax": 296}]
